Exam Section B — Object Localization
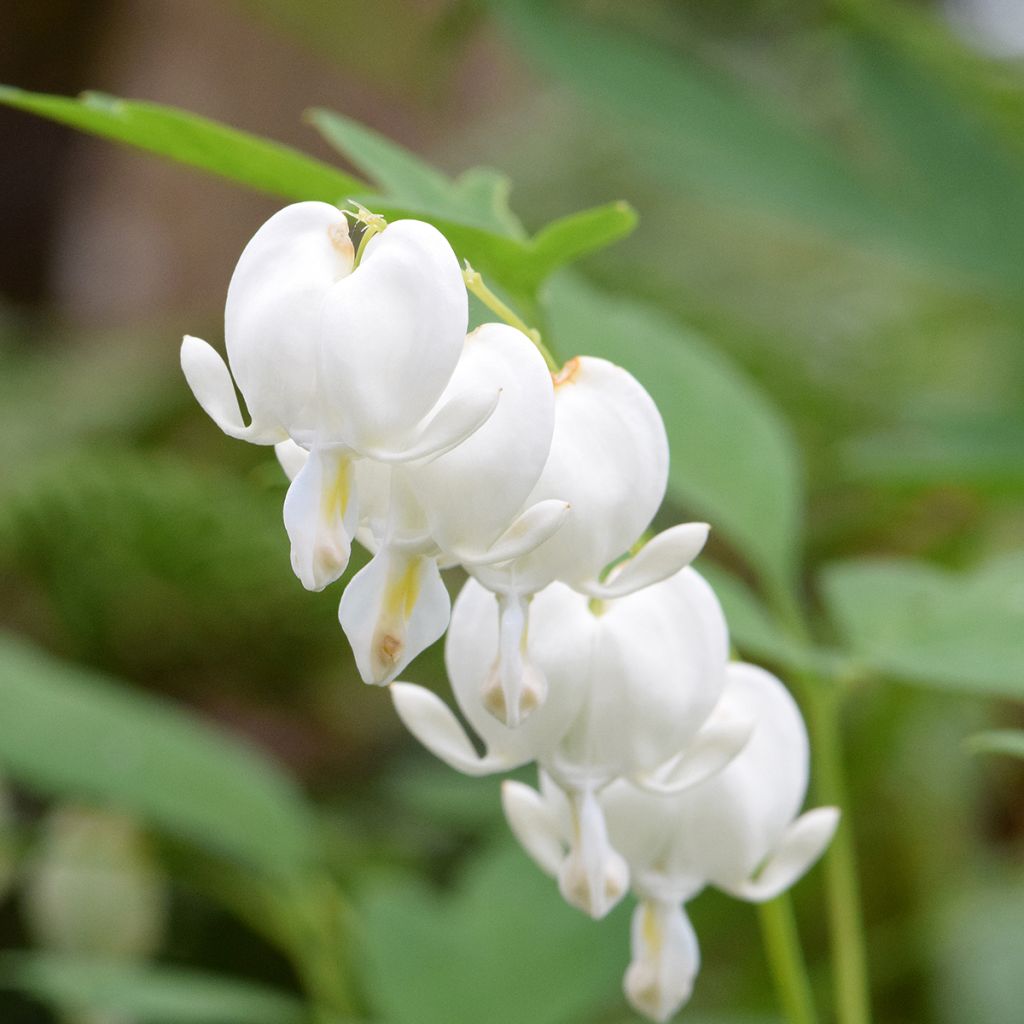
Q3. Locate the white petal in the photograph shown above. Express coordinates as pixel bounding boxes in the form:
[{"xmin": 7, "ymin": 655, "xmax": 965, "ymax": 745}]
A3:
[
  {"xmin": 274, "ymin": 439, "xmax": 309, "ymax": 482},
  {"xmin": 360, "ymin": 385, "xmax": 500, "ymax": 463},
  {"xmin": 557, "ymin": 786, "xmax": 629, "ymax": 919},
  {"xmin": 389, "ymin": 683, "xmax": 526, "ymax": 776},
  {"xmin": 318, "ymin": 219, "xmax": 468, "ymax": 451},
  {"xmin": 339, "ymin": 546, "xmax": 450, "ymax": 685},
  {"xmin": 455, "ymin": 499, "xmax": 571, "ymax": 567},
  {"xmin": 405, "ymin": 324, "xmax": 557, "ymax": 555},
  {"xmin": 722, "ymin": 806, "xmax": 841, "ymax": 903},
  {"xmin": 501, "ymin": 780, "xmax": 566, "ymax": 877},
  {"xmin": 476, "ymin": 356, "xmax": 668, "ymax": 593},
  {"xmin": 180, "ymin": 335, "xmax": 282, "ymax": 443},
  {"xmin": 225, "ymin": 202, "xmax": 354, "ymax": 437},
  {"xmin": 633, "ymin": 710, "xmax": 754, "ymax": 796},
  {"xmin": 445, "ymin": 579, "xmax": 592, "ymax": 770},
  {"xmin": 282, "ymin": 445, "xmax": 357, "ymax": 591},
  {"xmin": 480, "ymin": 591, "xmax": 547, "ymax": 729},
  {"xmin": 556, "ymin": 567, "xmax": 729, "ymax": 782},
  {"xmin": 624, "ymin": 899, "xmax": 701, "ymax": 1023},
  {"xmin": 580, "ymin": 523, "xmax": 710, "ymax": 599}
]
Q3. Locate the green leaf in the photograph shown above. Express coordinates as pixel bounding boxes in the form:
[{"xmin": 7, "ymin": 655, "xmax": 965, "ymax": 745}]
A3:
[
  {"xmin": 491, "ymin": 0, "xmax": 891, "ymax": 239},
  {"xmin": 545, "ymin": 274, "xmax": 803, "ymax": 596},
  {"xmin": 0, "ymin": 86, "xmax": 364, "ymax": 203},
  {"xmin": 358, "ymin": 842, "xmax": 625, "ymax": 1024},
  {"xmin": 0, "ymin": 954, "xmax": 313, "ymax": 1024},
  {"xmin": 821, "ymin": 553, "xmax": 1024, "ymax": 698},
  {"xmin": 966, "ymin": 730, "xmax": 1024, "ymax": 761},
  {"xmin": 0, "ymin": 634, "xmax": 320, "ymax": 879},
  {"xmin": 307, "ymin": 107, "xmax": 522, "ymax": 236},
  {"xmin": 840, "ymin": 413, "xmax": 1024, "ymax": 492},
  {"xmin": 310, "ymin": 107, "xmax": 637, "ymax": 294}
]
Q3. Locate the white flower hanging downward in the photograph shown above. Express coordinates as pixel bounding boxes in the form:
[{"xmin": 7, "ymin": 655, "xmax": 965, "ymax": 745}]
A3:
[
  {"xmin": 502, "ymin": 662, "xmax": 840, "ymax": 1022},
  {"xmin": 471, "ymin": 355, "xmax": 709, "ymax": 725},
  {"xmin": 393, "ymin": 563, "xmax": 752, "ymax": 918},
  {"xmin": 181, "ymin": 202, "xmax": 478, "ymax": 593}
]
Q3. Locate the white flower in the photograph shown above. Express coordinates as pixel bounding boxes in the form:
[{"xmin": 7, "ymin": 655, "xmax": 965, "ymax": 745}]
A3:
[
  {"xmin": 276, "ymin": 324, "xmax": 569, "ymax": 686},
  {"xmin": 182, "ymin": 202, "xmax": 480, "ymax": 593},
  {"xmin": 392, "ymin": 565, "xmax": 750, "ymax": 917},
  {"xmin": 502, "ymin": 662, "xmax": 840, "ymax": 1022},
  {"xmin": 469, "ymin": 355, "xmax": 709, "ymax": 724}
]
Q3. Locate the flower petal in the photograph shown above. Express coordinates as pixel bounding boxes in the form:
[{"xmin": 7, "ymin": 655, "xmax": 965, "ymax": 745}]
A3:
[
  {"xmin": 580, "ymin": 522, "xmax": 710, "ymax": 599},
  {"xmin": 501, "ymin": 780, "xmax": 566, "ymax": 877},
  {"xmin": 225, "ymin": 202, "xmax": 354, "ymax": 437},
  {"xmin": 282, "ymin": 445, "xmax": 357, "ymax": 591},
  {"xmin": 455, "ymin": 499, "xmax": 571, "ymax": 567},
  {"xmin": 557, "ymin": 785, "xmax": 629, "ymax": 919},
  {"xmin": 624, "ymin": 900, "xmax": 701, "ymax": 1023},
  {"xmin": 318, "ymin": 219, "xmax": 468, "ymax": 450},
  {"xmin": 389, "ymin": 683, "xmax": 525, "ymax": 776},
  {"xmin": 180, "ymin": 335, "xmax": 282, "ymax": 443},
  {"xmin": 339, "ymin": 545, "xmax": 450, "ymax": 685},
  {"xmin": 274, "ymin": 439, "xmax": 309, "ymax": 482},
  {"xmin": 632, "ymin": 709, "xmax": 754, "ymax": 796},
  {"xmin": 722, "ymin": 806, "xmax": 841, "ymax": 903},
  {"xmin": 360, "ymin": 385, "xmax": 500, "ymax": 463}
]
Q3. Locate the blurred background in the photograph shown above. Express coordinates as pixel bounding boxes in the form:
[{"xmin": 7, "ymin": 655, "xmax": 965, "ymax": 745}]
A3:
[{"xmin": 1, "ymin": 1, "xmax": 1023, "ymax": 1022}]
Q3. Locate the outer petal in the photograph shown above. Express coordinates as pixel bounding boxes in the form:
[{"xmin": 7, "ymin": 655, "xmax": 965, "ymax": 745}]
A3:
[
  {"xmin": 339, "ymin": 545, "xmax": 451, "ymax": 685},
  {"xmin": 390, "ymin": 683, "xmax": 528, "ymax": 776},
  {"xmin": 225, "ymin": 202, "xmax": 353, "ymax": 436},
  {"xmin": 318, "ymin": 220, "xmax": 468, "ymax": 450},
  {"xmin": 282, "ymin": 445, "xmax": 358, "ymax": 592},
  {"xmin": 721, "ymin": 806, "xmax": 840, "ymax": 903},
  {"xmin": 475, "ymin": 356, "xmax": 668, "ymax": 594},
  {"xmin": 553, "ymin": 567, "xmax": 729, "ymax": 784},
  {"xmin": 580, "ymin": 523, "xmax": 710, "ymax": 600},
  {"xmin": 624, "ymin": 900, "xmax": 701, "ymax": 1023},
  {"xmin": 404, "ymin": 324, "xmax": 557, "ymax": 554},
  {"xmin": 501, "ymin": 780, "xmax": 566, "ymax": 877},
  {"xmin": 180, "ymin": 336, "xmax": 283, "ymax": 443},
  {"xmin": 275, "ymin": 439, "xmax": 309, "ymax": 482}
]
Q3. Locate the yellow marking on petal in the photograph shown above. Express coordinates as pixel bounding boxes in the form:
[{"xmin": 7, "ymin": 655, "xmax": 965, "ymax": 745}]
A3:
[
  {"xmin": 642, "ymin": 902, "xmax": 663, "ymax": 958},
  {"xmin": 384, "ymin": 557, "xmax": 422, "ymax": 621},
  {"xmin": 328, "ymin": 221, "xmax": 354, "ymax": 264},
  {"xmin": 320, "ymin": 457, "xmax": 351, "ymax": 524}
]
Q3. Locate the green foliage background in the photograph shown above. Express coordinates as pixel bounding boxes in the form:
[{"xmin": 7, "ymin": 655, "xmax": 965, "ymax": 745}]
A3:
[{"xmin": 1, "ymin": 1, "xmax": 1022, "ymax": 1022}]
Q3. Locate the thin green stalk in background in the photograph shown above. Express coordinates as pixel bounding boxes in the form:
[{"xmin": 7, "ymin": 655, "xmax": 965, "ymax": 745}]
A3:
[
  {"xmin": 770, "ymin": 589, "xmax": 873, "ymax": 1024},
  {"xmin": 758, "ymin": 894, "xmax": 819, "ymax": 1024}
]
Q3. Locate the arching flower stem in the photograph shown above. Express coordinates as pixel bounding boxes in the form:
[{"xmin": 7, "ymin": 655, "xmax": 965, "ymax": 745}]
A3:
[
  {"xmin": 462, "ymin": 262, "xmax": 559, "ymax": 372},
  {"xmin": 758, "ymin": 893, "xmax": 819, "ymax": 1024},
  {"xmin": 347, "ymin": 203, "xmax": 388, "ymax": 266}
]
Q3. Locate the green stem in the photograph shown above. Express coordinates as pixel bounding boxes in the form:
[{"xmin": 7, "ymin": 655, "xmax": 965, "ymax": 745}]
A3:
[
  {"xmin": 758, "ymin": 894, "xmax": 818, "ymax": 1024},
  {"xmin": 767, "ymin": 586, "xmax": 872, "ymax": 1024},
  {"xmin": 462, "ymin": 264, "xmax": 559, "ymax": 371},
  {"xmin": 806, "ymin": 687, "xmax": 872, "ymax": 1024}
]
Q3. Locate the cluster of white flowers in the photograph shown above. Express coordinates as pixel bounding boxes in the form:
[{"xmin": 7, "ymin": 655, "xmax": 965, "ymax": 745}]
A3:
[{"xmin": 182, "ymin": 202, "xmax": 839, "ymax": 1022}]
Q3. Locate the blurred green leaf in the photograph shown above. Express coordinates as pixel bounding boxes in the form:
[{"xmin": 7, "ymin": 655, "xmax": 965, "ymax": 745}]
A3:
[
  {"xmin": 821, "ymin": 553, "xmax": 1024, "ymax": 698},
  {"xmin": 965, "ymin": 730, "xmax": 1024, "ymax": 760},
  {"xmin": 358, "ymin": 842, "xmax": 625, "ymax": 1024},
  {"xmin": 307, "ymin": 108, "xmax": 523, "ymax": 236},
  {"xmin": 311, "ymin": 107, "xmax": 637, "ymax": 294},
  {"xmin": 699, "ymin": 564, "xmax": 843, "ymax": 678},
  {"xmin": 931, "ymin": 872, "xmax": 1024, "ymax": 1024},
  {"xmin": 840, "ymin": 413, "xmax": 1024, "ymax": 492},
  {"xmin": 843, "ymin": 30, "xmax": 1024, "ymax": 286},
  {"xmin": 0, "ymin": 953, "xmax": 312, "ymax": 1024},
  {"xmin": 492, "ymin": 0, "xmax": 890, "ymax": 238},
  {"xmin": 0, "ymin": 633, "xmax": 320, "ymax": 878},
  {"xmin": 0, "ymin": 86, "xmax": 364, "ymax": 203},
  {"xmin": 0, "ymin": 449, "xmax": 342, "ymax": 688},
  {"xmin": 546, "ymin": 275, "xmax": 802, "ymax": 596}
]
